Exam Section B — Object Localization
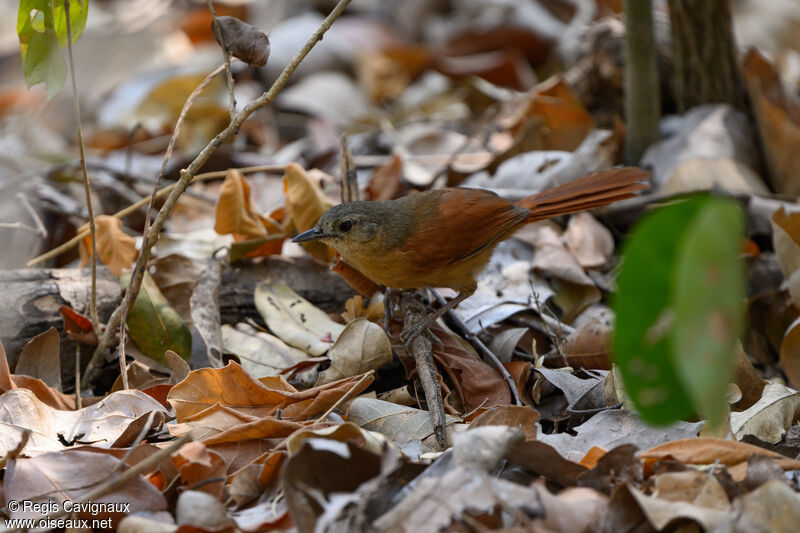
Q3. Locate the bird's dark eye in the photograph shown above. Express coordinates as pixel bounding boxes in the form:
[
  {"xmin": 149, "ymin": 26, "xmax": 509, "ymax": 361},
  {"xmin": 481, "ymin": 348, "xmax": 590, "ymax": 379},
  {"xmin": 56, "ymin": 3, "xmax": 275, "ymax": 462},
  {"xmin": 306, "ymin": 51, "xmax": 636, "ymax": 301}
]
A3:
[{"xmin": 339, "ymin": 220, "xmax": 353, "ymax": 233}]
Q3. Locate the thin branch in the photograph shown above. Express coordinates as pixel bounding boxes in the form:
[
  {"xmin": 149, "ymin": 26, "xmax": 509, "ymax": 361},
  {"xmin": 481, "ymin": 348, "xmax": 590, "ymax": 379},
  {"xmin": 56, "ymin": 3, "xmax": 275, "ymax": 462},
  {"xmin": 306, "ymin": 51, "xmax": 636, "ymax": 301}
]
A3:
[
  {"xmin": 117, "ymin": 63, "xmax": 228, "ymax": 389},
  {"xmin": 17, "ymin": 192, "xmax": 47, "ymax": 238},
  {"xmin": 207, "ymin": 0, "xmax": 236, "ymax": 118},
  {"xmin": 26, "ymin": 164, "xmax": 285, "ymax": 266},
  {"xmin": 81, "ymin": 0, "xmax": 354, "ymax": 390},
  {"xmin": 64, "ymin": 0, "xmax": 99, "ymax": 337}
]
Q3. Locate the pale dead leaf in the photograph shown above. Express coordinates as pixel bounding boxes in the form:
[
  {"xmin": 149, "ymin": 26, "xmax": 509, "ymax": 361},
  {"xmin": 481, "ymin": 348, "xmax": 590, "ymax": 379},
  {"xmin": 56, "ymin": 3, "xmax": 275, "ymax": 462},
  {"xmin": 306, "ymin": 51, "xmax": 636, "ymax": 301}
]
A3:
[
  {"xmin": 730, "ymin": 382, "xmax": 800, "ymax": 443},
  {"xmin": 564, "ymin": 212, "xmax": 614, "ymax": 268},
  {"xmin": 254, "ymin": 280, "xmax": 345, "ymax": 356},
  {"xmin": 316, "ymin": 319, "xmax": 392, "ymax": 385},
  {"xmin": 222, "ymin": 323, "xmax": 309, "ymax": 377}
]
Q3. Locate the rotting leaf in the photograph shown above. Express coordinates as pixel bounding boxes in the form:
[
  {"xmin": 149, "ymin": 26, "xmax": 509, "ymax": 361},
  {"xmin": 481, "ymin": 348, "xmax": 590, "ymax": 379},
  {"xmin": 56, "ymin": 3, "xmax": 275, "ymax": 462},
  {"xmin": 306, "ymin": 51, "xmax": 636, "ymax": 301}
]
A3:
[
  {"xmin": 79, "ymin": 215, "xmax": 138, "ymax": 277},
  {"xmin": 254, "ymin": 280, "xmax": 345, "ymax": 356},
  {"xmin": 123, "ymin": 271, "xmax": 192, "ymax": 365}
]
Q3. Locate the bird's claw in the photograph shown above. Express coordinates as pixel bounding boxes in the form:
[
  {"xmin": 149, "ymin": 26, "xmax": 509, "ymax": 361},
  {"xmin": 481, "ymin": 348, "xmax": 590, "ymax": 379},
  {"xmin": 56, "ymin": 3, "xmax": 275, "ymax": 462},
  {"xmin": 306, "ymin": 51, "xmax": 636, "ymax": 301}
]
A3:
[{"xmin": 400, "ymin": 322, "xmax": 443, "ymax": 351}]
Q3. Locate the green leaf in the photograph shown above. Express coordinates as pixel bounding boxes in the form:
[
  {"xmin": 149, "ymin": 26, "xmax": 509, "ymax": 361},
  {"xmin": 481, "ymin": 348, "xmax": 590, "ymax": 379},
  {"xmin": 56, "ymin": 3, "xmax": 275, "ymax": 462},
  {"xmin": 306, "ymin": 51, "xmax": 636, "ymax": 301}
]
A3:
[
  {"xmin": 16, "ymin": 0, "xmax": 88, "ymax": 99},
  {"xmin": 613, "ymin": 196, "xmax": 744, "ymax": 428},
  {"xmin": 672, "ymin": 199, "xmax": 745, "ymax": 431},
  {"xmin": 123, "ymin": 272, "xmax": 192, "ymax": 366},
  {"xmin": 17, "ymin": 0, "xmax": 65, "ymax": 99},
  {"xmin": 52, "ymin": 0, "xmax": 88, "ymax": 47}
]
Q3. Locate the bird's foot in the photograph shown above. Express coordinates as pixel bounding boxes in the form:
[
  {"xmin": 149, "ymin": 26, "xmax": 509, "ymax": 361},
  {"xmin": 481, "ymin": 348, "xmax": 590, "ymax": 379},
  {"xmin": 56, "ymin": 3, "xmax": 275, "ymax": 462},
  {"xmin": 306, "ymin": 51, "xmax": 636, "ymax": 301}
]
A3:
[{"xmin": 400, "ymin": 320, "xmax": 443, "ymax": 351}]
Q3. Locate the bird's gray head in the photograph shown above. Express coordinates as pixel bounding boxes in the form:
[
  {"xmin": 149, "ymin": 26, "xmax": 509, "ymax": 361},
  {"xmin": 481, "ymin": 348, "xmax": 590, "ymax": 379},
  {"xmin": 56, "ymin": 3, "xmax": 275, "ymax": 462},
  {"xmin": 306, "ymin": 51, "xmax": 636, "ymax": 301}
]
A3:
[{"xmin": 292, "ymin": 202, "xmax": 380, "ymax": 245}]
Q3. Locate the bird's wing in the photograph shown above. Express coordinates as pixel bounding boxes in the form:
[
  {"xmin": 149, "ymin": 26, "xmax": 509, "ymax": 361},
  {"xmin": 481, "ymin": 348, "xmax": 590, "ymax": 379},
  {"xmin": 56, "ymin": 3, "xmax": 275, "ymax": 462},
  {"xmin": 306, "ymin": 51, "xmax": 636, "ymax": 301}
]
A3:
[{"xmin": 400, "ymin": 188, "xmax": 529, "ymax": 272}]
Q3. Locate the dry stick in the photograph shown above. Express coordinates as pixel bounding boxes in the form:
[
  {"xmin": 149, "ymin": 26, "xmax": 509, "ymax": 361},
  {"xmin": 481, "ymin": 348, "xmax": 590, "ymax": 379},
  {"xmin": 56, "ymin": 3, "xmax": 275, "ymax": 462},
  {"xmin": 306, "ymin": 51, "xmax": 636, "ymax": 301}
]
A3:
[
  {"xmin": 207, "ymin": 0, "xmax": 236, "ymax": 119},
  {"xmin": 4, "ymin": 435, "xmax": 192, "ymax": 533},
  {"xmin": 27, "ymin": 164, "xmax": 285, "ymax": 267},
  {"xmin": 17, "ymin": 192, "xmax": 47, "ymax": 239},
  {"xmin": 402, "ymin": 292, "xmax": 447, "ymax": 449},
  {"xmin": 315, "ymin": 370, "xmax": 375, "ymax": 424},
  {"xmin": 80, "ymin": 0, "xmax": 354, "ymax": 390},
  {"xmin": 64, "ymin": 0, "xmax": 99, "ymax": 338},
  {"xmin": 117, "ymin": 63, "xmax": 228, "ymax": 389},
  {"xmin": 431, "ymin": 290, "xmax": 521, "ymax": 406},
  {"xmin": 74, "ymin": 344, "xmax": 82, "ymax": 409},
  {"xmin": 340, "ymin": 134, "xmax": 358, "ymax": 203}
]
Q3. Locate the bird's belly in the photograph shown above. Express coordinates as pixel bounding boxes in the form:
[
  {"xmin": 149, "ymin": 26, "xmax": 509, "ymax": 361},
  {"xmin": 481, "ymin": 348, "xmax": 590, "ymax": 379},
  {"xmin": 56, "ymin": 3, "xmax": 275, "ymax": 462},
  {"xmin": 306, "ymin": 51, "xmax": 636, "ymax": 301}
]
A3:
[{"xmin": 342, "ymin": 246, "xmax": 491, "ymax": 294}]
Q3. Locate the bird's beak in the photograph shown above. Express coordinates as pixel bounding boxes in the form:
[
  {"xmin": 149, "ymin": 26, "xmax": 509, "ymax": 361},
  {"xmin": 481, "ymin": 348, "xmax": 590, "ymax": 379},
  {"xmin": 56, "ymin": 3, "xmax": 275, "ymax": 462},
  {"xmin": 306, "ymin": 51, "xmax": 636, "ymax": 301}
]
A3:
[{"xmin": 293, "ymin": 227, "xmax": 327, "ymax": 243}]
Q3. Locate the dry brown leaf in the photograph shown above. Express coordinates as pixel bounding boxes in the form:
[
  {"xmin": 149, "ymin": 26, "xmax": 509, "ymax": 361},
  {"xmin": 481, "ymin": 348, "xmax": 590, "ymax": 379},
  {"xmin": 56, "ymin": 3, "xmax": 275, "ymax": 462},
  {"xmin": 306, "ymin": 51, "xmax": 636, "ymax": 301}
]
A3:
[
  {"xmin": 366, "ymin": 153, "xmax": 404, "ymax": 201},
  {"xmin": 0, "ymin": 339, "xmax": 76, "ymax": 410},
  {"xmin": 14, "ymin": 328, "xmax": 61, "ymax": 391},
  {"xmin": 563, "ymin": 319, "xmax": 612, "ymax": 370},
  {"xmin": 341, "ymin": 295, "xmax": 385, "ymax": 323},
  {"xmin": 79, "ymin": 215, "xmax": 138, "ymax": 277},
  {"xmin": 640, "ymin": 438, "xmax": 800, "ymax": 481},
  {"xmin": 393, "ymin": 321, "xmax": 512, "ymax": 412},
  {"xmin": 469, "ymin": 405, "xmax": 539, "ymax": 441},
  {"xmin": 522, "ymin": 77, "xmax": 595, "ymax": 151},
  {"xmin": 167, "ymin": 361, "xmax": 374, "ymax": 422},
  {"xmin": 284, "ymin": 162, "xmax": 335, "ymax": 262},
  {"xmin": 60, "ymin": 305, "xmax": 98, "ymax": 346},
  {"xmin": 743, "ymin": 49, "xmax": 800, "ymax": 195},
  {"xmin": 214, "ymin": 169, "xmax": 267, "ymax": 239},
  {"xmin": 771, "ymin": 206, "xmax": 800, "ymax": 308},
  {"xmin": 171, "ymin": 441, "xmax": 226, "ymax": 498}
]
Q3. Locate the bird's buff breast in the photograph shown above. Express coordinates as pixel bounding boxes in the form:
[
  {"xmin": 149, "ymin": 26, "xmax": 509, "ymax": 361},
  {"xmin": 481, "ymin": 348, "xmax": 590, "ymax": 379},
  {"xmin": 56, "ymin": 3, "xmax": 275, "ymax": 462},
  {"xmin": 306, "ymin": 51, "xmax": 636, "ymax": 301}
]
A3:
[{"xmin": 333, "ymin": 238, "xmax": 486, "ymax": 294}]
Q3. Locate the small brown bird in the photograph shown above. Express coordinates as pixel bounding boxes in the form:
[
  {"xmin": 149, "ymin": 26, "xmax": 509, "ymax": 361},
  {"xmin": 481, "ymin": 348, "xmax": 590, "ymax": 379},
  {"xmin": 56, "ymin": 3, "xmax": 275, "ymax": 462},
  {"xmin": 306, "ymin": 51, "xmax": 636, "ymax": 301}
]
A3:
[{"xmin": 294, "ymin": 167, "xmax": 648, "ymax": 341}]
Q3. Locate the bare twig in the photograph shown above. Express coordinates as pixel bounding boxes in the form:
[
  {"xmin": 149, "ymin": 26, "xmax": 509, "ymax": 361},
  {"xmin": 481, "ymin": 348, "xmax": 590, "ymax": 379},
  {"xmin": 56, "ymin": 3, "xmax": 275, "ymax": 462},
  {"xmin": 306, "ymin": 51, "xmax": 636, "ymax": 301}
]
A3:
[
  {"xmin": 117, "ymin": 63, "xmax": 229, "ymax": 389},
  {"xmin": 17, "ymin": 192, "xmax": 47, "ymax": 238},
  {"xmin": 27, "ymin": 164, "xmax": 285, "ymax": 267},
  {"xmin": 80, "ymin": 0, "xmax": 354, "ymax": 390},
  {"xmin": 315, "ymin": 370, "xmax": 375, "ymax": 423},
  {"xmin": 402, "ymin": 292, "xmax": 447, "ymax": 449},
  {"xmin": 207, "ymin": 0, "xmax": 236, "ymax": 118},
  {"xmin": 74, "ymin": 344, "xmax": 82, "ymax": 409},
  {"xmin": 340, "ymin": 134, "xmax": 358, "ymax": 203},
  {"xmin": 0, "ymin": 222, "xmax": 44, "ymax": 235},
  {"xmin": 64, "ymin": 0, "xmax": 99, "ymax": 337}
]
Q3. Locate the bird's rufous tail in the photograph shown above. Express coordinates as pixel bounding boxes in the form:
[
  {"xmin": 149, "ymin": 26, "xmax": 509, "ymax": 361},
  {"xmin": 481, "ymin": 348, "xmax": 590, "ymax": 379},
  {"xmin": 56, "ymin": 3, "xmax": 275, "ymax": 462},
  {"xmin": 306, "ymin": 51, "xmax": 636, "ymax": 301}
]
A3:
[{"xmin": 514, "ymin": 167, "xmax": 649, "ymax": 222}]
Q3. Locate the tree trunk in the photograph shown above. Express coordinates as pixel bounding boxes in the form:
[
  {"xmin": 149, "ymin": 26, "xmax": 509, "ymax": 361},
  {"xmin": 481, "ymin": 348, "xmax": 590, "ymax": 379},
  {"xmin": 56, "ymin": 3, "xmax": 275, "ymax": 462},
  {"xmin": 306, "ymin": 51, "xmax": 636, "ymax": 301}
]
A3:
[
  {"xmin": 624, "ymin": 0, "xmax": 661, "ymax": 163},
  {"xmin": 668, "ymin": 0, "xmax": 747, "ymax": 112}
]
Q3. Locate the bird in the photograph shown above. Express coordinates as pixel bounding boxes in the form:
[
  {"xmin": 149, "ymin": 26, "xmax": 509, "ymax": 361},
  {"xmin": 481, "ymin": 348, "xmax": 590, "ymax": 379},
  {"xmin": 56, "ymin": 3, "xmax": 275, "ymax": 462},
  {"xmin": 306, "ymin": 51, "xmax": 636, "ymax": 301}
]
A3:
[{"xmin": 293, "ymin": 167, "xmax": 648, "ymax": 342}]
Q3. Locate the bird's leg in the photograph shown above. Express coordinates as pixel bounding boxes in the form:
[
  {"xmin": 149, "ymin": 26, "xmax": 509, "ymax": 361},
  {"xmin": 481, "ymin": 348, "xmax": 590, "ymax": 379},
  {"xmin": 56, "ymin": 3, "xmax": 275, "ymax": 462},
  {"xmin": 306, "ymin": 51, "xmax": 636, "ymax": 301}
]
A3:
[
  {"xmin": 400, "ymin": 291, "xmax": 470, "ymax": 347},
  {"xmin": 383, "ymin": 287, "xmax": 401, "ymax": 332}
]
